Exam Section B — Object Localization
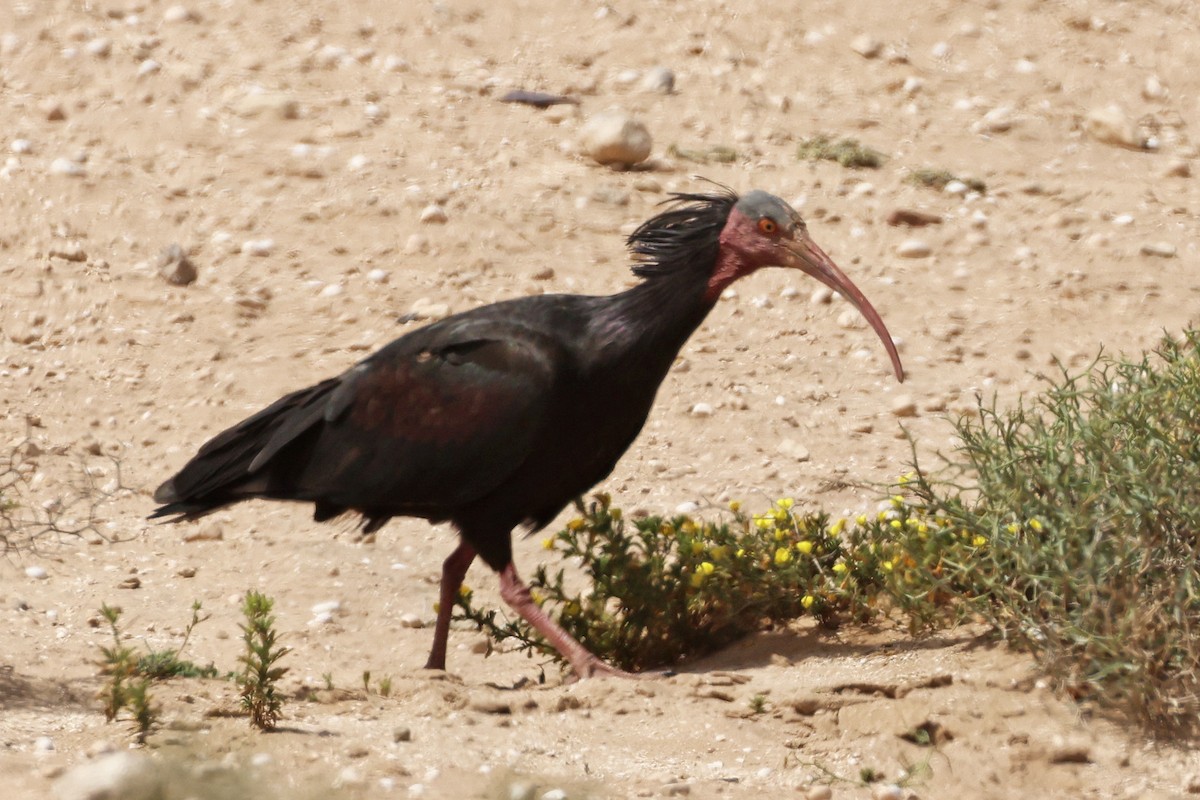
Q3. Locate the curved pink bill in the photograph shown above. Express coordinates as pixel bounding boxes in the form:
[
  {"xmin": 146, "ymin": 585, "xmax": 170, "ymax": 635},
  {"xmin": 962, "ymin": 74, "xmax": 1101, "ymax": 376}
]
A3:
[{"xmin": 785, "ymin": 232, "xmax": 905, "ymax": 383}]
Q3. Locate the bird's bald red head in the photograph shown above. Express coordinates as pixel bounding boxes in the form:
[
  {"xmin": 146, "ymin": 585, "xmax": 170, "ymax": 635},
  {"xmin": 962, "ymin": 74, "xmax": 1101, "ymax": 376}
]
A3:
[{"xmin": 709, "ymin": 191, "xmax": 905, "ymax": 383}]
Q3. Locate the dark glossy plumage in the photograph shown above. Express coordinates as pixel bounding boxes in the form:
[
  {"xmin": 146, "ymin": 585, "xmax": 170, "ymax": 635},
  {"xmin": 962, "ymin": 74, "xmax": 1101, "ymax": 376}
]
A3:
[{"xmin": 152, "ymin": 187, "xmax": 902, "ymax": 677}]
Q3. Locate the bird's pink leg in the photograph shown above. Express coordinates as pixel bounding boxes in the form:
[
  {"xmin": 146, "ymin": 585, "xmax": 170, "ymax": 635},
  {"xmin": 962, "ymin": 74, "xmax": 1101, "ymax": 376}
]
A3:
[
  {"xmin": 424, "ymin": 541, "xmax": 477, "ymax": 670},
  {"xmin": 498, "ymin": 561, "xmax": 637, "ymax": 679}
]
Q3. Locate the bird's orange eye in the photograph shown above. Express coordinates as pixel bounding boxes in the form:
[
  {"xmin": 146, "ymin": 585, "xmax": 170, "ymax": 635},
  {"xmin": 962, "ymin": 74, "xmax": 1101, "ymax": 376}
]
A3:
[{"xmin": 758, "ymin": 218, "xmax": 778, "ymax": 235}]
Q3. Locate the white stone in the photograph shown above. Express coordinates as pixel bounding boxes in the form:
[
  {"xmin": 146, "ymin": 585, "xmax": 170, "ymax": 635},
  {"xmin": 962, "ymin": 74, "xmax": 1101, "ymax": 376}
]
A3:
[
  {"xmin": 1085, "ymin": 104, "xmax": 1142, "ymax": 149},
  {"xmin": 85, "ymin": 38, "xmax": 112, "ymax": 58},
  {"xmin": 871, "ymin": 785, "xmax": 903, "ymax": 800},
  {"xmin": 639, "ymin": 66, "xmax": 675, "ymax": 94},
  {"xmin": 420, "ymin": 204, "xmax": 448, "ymax": 224},
  {"xmin": 850, "ymin": 34, "xmax": 882, "ymax": 59},
  {"xmin": 896, "ymin": 239, "xmax": 932, "ymax": 258},
  {"xmin": 399, "ymin": 612, "xmax": 424, "ymax": 629},
  {"xmin": 34, "ymin": 736, "xmax": 55, "ymax": 753},
  {"xmin": 1140, "ymin": 242, "xmax": 1176, "ymax": 258},
  {"xmin": 347, "ymin": 154, "xmax": 370, "ymax": 171},
  {"xmin": 163, "ymin": 5, "xmax": 197, "ymax": 23},
  {"xmin": 891, "ymin": 395, "xmax": 919, "ymax": 418},
  {"xmin": 53, "ymin": 753, "xmax": 160, "ymax": 800},
  {"xmin": 241, "ymin": 239, "xmax": 275, "ymax": 257},
  {"xmin": 690, "ymin": 402, "xmax": 714, "ymax": 417},
  {"xmin": 367, "ymin": 269, "xmax": 389, "ymax": 283},
  {"xmin": 25, "ymin": 565, "xmax": 47, "ymax": 580},
  {"xmin": 137, "ymin": 59, "xmax": 161, "ymax": 77},
  {"xmin": 777, "ymin": 439, "xmax": 811, "ymax": 463},
  {"xmin": 675, "ymin": 501, "xmax": 699, "ymax": 514},
  {"xmin": 541, "ymin": 791, "xmax": 567, "ymax": 800},
  {"xmin": 11, "ymin": 138, "xmax": 33, "ymax": 154},
  {"xmin": 579, "ymin": 110, "xmax": 652, "ymax": 167},
  {"xmin": 311, "ymin": 600, "xmax": 341, "ymax": 616},
  {"xmin": 49, "ymin": 158, "xmax": 86, "ymax": 177}
]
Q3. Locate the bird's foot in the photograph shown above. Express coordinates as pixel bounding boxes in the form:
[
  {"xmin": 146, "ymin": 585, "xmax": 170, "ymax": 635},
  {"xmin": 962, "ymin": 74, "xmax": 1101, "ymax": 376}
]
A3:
[{"xmin": 567, "ymin": 654, "xmax": 645, "ymax": 681}]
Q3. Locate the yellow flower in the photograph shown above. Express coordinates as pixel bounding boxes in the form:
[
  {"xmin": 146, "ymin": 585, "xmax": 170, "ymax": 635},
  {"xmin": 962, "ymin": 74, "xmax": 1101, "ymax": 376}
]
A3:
[
  {"xmin": 774, "ymin": 528, "xmax": 786, "ymax": 541},
  {"xmin": 832, "ymin": 562, "xmax": 848, "ymax": 575},
  {"xmin": 753, "ymin": 514, "xmax": 772, "ymax": 530},
  {"xmin": 735, "ymin": 548, "xmax": 745, "ymax": 558},
  {"xmin": 458, "ymin": 585, "xmax": 472, "ymax": 599},
  {"xmin": 691, "ymin": 541, "xmax": 705, "ymax": 556},
  {"xmin": 541, "ymin": 537, "xmax": 555, "ymax": 550},
  {"xmin": 1006, "ymin": 523, "xmax": 1019, "ymax": 534},
  {"xmin": 610, "ymin": 508, "xmax": 622, "ymax": 521},
  {"xmin": 796, "ymin": 540, "xmax": 814, "ymax": 555},
  {"xmin": 689, "ymin": 572, "xmax": 705, "ymax": 588},
  {"xmin": 698, "ymin": 561, "xmax": 715, "ymax": 576},
  {"xmin": 531, "ymin": 589, "xmax": 544, "ymax": 606},
  {"xmin": 681, "ymin": 519, "xmax": 697, "ymax": 535},
  {"xmin": 890, "ymin": 519, "xmax": 902, "ymax": 529},
  {"xmin": 567, "ymin": 518, "xmax": 585, "ymax": 531},
  {"xmin": 801, "ymin": 595, "xmax": 815, "ymax": 610},
  {"xmin": 1028, "ymin": 518, "xmax": 1043, "ymax": 532},
  {"xmin": 856, "ymin": 514, "xmax": 868, "ymax": 526},
  {"xmin": 916, "ymin": 523, "xmax": 928, "ymax": 534},
  {"xmin": 710, "ymin": 545, "xmax": 729, "ymax": 561},
  {"xmin": 830, "ymin": 518, "xmax": 846, "ymax": 537},
  {"xmin": 898, "ymin": 472, "xmax": 914, "ymax": 485},
  {"xmin": 882, "ymin": 560, "xmax": 894, "ymax": 572},
  {"xmin": 564, "ymin": 601, "xmax": 581, "ymax": 617},
  {"xmin": 774, "ymin": 547, "xmax": 792, "ymax": 566},
  {"xmin": 972, "ymin": 535, "xmax": 988, "ymax": 547},
  {"xmin": 890, "ymin": 495, "xmax": 904, "ymax": 508},
  {"xmin": 728, "ymin": 500, "xmax": 742, "ymax": 513},
  {"xmin": 776, "ymin": 497, "xmax": 794, "ymax": 510}
]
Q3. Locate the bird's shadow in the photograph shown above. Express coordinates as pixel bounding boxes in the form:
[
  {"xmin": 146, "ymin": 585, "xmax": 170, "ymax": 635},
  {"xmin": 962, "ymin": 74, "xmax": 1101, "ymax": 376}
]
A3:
[{"xmin": 670, "ymin": 623, "xmax": 994, "ymax": 676}]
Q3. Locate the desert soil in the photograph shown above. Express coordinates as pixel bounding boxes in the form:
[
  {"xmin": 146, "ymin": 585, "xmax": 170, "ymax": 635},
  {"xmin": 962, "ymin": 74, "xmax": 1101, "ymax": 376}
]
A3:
[{"xmin": 2, "ymin": 0, "xmax": 1200, "ymax": 798}]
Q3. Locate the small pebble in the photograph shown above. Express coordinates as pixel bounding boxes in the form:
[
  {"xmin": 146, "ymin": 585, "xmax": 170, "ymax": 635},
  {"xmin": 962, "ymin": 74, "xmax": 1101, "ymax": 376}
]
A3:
[
  {"xmin": 662, "ymin": 782, "xmax": 691, "ymax": 797},
  {"xmin": 675, "ymin": 501, "xmax": 699, "ymax": 514},
  {"xmin": 241, "ymin": 239, "xmax": 275, "ymax": 257},
  {"xmin": 34, "ymin": 737, "xmax": 55, "ymax": 753},
  {"xmin": 811, "ymin": 286, "xmax": 833, "ymax": 305},
  {"xmin": 399, "ymin": 612, "xmax": 424, "ymax": 629},
  {"xmin": 49, "ymin": 158, "xmax": 86, "ymax": 177},
  {"xmin": 1140, "ymin": 242, "xmax": 1176, "ymax": 258},
  {"xmin": 11, "ymin": 138, "xmax": 33, "ymax": 154},
  {"xmin": 891, "ymin": 395, "xmax": 918, "ymax": 418},
  {"xmin": 896, "ymin": 239, "xmax": 932, "ymax": 258},
  {"xmin": 85, "ymin": 37, "xmax": 112, "ymax": 58},
  {"xmin": 776, "ymin": 439, "xmax": 811, "ymax": 463},
  {"xmin": 639, "ymin": 66, "xmax": 675, "ymax": 94},
  {"xmin": 805, "ymin": 787, "xmax": 833, "ymax": 800},
  {"xmin": 1163, "ymin": 159, "xmax": 1191, "ymax": 178},
  {"xmin": 540, "ymin": 791, "xmax": 567, "ymax": 800},
  {"xmin": 367, "ymin": 268, "xmax": 389, "ymax": 283},
  {"xmin": 163, "ymin": 5, "xmax": 197, "ymax": 23},
  {"xmin": 420, "ymin": 204, "xmax": 448, "ymax": 224},
  {"xmin": 250, "ymin": 753, "xmax": 272, "ymax": 768},
  {"xmin": 871, "ymin": 785, "xmax": 903, "ymax": 800},
  {"xmin": 1085, "ymin": 104, "xmax": 1142, "ymax": 149},
  {"xmin": 509, "ymin": 782, "xmax": 538, "ymax": 800},
  {"xmin": 25, "ymin": 566, "xmax": 48, "ymax": 580},
  {"xmin": 850, "ymin": 34, "xmax": 882, "ymax": 59},
  {"xmin": 157, "ymin": 243, "xmax": 197, "ymax": 286},
  {"xmin": 690, "ymin": 402, "xmax": 714, "ymax": 417},
  {"xmin": 393, "ymin": 726, "xmax": 412, "ymax": 743}
]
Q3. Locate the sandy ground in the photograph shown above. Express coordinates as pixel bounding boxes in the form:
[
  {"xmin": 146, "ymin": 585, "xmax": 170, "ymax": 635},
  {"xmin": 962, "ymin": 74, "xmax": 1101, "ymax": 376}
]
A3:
[{"xmin": 3, "ymin": 0, "xmax": 1200, "ymax": 797}]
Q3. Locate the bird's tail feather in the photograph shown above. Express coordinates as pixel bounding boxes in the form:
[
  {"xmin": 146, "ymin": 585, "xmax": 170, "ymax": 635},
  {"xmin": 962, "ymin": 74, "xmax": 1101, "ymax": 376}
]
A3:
[{"xmin": 149, "ymin": 378, "xmax": 339, "ymax": 520}]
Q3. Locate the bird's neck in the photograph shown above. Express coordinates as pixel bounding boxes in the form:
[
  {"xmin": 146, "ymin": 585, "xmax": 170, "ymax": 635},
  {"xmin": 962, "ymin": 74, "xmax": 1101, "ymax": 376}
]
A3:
[{"xmin": 592, "ymin": 266, "xmax": 718, "ymax": 368}]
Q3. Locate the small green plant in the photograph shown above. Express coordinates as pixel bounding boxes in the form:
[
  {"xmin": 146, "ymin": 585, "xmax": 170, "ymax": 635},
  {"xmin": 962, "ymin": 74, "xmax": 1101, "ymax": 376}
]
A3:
[
  {"xmin": 748, "ymin": 694, "xmax": 767, "ymax": 715},
  {"xmin": 377, "ymin": 676, "xmax": 393, "ymax": 698},
  {"xmin": 797, "ymin": 135, "xmax": 886, "ymax": 168},
  {"xmin": 238, "ymin": 590, "xmax": 290, "ymax": 731},
  {"xmin": 906, "ymin": 167, "xmax": 986, "ymax": 194},
  {"xmin": 361, "ymin": 670, "xmax": 371, "ymax": 693},
  {"xmin": 322, "ymin": 672, "xmax": 334, "ymax": 691},
  {"xmin": 96, "ymin": 603, "xmax": 158, "ymax": 742}
]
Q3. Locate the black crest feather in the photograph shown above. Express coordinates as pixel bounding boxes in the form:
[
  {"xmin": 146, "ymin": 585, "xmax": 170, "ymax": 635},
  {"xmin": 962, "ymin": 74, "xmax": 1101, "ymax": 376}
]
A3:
[{"xmin": 626, "ymin": 187, "xmax": 739, "ymax": 279}]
